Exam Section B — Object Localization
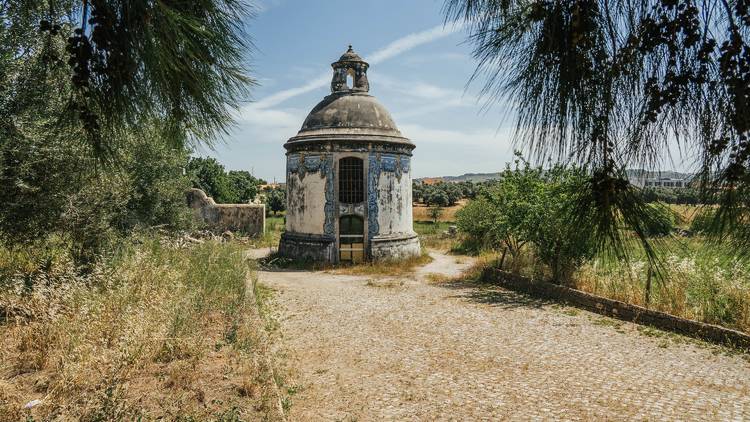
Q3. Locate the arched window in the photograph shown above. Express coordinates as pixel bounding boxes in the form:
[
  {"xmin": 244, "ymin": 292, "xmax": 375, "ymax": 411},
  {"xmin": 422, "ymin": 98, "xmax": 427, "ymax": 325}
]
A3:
[
  {"xmin": 346, "ymin": 68, "xmax": 355, "ymax": 89},
  {"xmin": 339, "ymin": 157, "xmax": 363, "ymax": 204}
]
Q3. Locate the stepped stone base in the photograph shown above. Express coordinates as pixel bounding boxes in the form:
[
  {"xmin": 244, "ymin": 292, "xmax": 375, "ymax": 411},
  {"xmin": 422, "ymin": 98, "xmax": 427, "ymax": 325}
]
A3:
[
  {"xmin": 370, "ymin": 232, "xmax": 421, "ymax": 262},
  {"xmin": 279, "ymin": 232, "xmax": 336, "ymax": 263}
]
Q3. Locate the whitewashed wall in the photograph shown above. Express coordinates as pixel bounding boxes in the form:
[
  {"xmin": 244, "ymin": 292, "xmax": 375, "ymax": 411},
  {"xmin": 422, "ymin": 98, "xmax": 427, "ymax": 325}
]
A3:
[
  {"xmin": 286, "ymin": 171, "xmax": 327, "ymax": 234},
  {"xmin": 376, "ymin": 168, "xmax": 413, "ymax": 235}
]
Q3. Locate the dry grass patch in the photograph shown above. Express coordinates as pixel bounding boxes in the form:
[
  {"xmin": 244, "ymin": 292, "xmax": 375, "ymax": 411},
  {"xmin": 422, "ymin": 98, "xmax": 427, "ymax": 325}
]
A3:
[
  {"xmin": 364, "ymin": 279, "xmax": 405, "ymax": 288},
  {"xmin": 0, "ymin": 239, "xmax": 286, "ymax": 420},
  {"xmin": 424, "ymin": 273, "xmax": 450, "ymax": 284},
  {"xmin": 329, "ymin": 252, "xmax": 433, "ymax": 277},
  {"xmin": 412, "ymin": 201, "xmax": 466, "ymax": 222}
]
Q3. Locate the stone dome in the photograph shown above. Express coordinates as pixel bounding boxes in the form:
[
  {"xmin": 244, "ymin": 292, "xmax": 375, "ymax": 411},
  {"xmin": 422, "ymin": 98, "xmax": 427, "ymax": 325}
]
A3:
[
  {"xmin": 285, "ymin": 46, "xmax": 413, "ymax": 148},
  {"xmin": 337, "ymin": 45, "xmax": 364, "ymax": 62},
  {"xmin": 301, "ymin": 93, "xmax": 400, "ymax": 134}
]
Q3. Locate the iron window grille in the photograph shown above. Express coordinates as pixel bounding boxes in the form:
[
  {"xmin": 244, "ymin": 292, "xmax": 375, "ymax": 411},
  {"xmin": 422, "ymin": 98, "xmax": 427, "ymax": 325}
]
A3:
[{"xmin": 339, "ymin": 157, "xmax": 364, "ymax": 204}]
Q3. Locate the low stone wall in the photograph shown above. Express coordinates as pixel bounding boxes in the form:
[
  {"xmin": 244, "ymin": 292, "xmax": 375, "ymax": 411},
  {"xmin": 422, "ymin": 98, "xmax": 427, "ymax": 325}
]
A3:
[
  {"xmin": 481, "ymin": 267, "xmax": 750, "ymax": 350},
  {"xmin": 186, "ymin": 189, "xmax": 265, "ymax": 236}
]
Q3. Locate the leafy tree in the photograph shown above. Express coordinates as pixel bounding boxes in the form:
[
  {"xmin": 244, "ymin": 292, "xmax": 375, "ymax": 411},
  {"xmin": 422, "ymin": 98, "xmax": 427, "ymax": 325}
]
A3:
[
  {"xmin": 528, "ymin": 166, "xmax": 598, "ymax": 283},
  {"xmin": 412, "ymin": 181, "xmax": 425, "ymax": 203},
  {"xmin": 478, "ymin": 160, "xmax": 546, "ymax": 272},
  {"xmin": 426, "ymin": 190, "xmax": 449, "ymax": 207},
  {"xmin": 455, "ymin": 196, "xmax": 497, "ymax": 251},
  {"xmin": 690, "ymin": 208, "xmax": 719, "ymax": 235},
  {"xmin": 227, "ymin": 170, "xmax": 260, "ymax": 203},
  {"xmin": 457, "ymin": 157, "xmax": 611, "ymax": 282},
  {"xmin": 445, "ymin": 0, "xmax": 750, "ymax": 257},
  {"xmin": 428, "ymin": 204, "xmax": 444, "ymax": 223},
  {"xmin": 0, "ymin": 0, "xmax": 254, "ymax": 262},
  {"xmin": 186, "ymin": 157, "xmax": 235, "ymax": 203},
  {"xmin": 640, "ymin": 203, "xmax": 678, "ymax": 237},
  {"xmin": 264, "ymin": 187, "xmax": 286, "ymax": 216}
]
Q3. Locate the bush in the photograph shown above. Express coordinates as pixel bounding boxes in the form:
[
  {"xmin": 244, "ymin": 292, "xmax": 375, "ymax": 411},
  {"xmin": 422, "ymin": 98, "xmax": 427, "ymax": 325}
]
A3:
[
  {"xmin": 641, "ymin": 203, "xmax": 678, "ymax": 237},
  {"xmin": 455, "ymin": 197, "xmax": 498, "ymax": 252},
  {"xmin": 690, "ymin": 208, "xmax": 718, "ymax": 234}
]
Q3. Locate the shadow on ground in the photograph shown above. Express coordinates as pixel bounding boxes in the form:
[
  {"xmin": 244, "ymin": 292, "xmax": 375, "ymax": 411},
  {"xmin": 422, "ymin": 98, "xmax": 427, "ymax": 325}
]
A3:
[{"xmin": 435, "ymin": 275, "xmax": 551, "ymax": 310}]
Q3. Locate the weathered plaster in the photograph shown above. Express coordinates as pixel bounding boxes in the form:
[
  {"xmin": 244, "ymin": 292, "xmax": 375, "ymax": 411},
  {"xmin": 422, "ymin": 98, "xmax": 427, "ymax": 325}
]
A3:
[{"xmin": 286, "ymin": 154, "xmax": 329, "ymax": 235}]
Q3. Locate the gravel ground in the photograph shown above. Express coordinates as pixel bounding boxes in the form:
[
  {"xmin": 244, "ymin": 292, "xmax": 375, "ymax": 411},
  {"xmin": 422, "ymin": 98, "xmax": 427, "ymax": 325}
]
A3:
[{"xmin": 258, "ymin": 251, "xmax": 750, "ymax": 421}]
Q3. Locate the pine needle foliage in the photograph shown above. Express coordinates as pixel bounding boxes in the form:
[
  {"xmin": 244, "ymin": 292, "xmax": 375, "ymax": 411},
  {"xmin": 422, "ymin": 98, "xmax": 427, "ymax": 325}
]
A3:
[
  {"xmin": 4, "ymin": 0, "xmax": 255, "ymax": 158},
  {"xmin": 444, "ymin": 0, "xmax": 750, "ymax": 257}
]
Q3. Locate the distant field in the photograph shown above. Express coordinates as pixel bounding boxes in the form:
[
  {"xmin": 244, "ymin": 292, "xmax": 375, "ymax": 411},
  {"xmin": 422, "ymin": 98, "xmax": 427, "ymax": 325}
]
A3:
[{"xmin": 412, "ymin": 200, "xmax": 466, "ymax": 222}]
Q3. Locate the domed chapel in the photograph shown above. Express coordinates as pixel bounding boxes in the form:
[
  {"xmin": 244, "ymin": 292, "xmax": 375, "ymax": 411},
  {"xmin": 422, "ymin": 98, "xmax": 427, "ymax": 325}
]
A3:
[{"xmin": 279, "ymin": 46, "xmax": 420, "ymax": 263}]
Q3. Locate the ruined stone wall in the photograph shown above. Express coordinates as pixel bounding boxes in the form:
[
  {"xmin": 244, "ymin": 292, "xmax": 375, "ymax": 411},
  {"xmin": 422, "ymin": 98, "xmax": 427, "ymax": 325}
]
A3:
[{"xmin": 186, "ymin": 189, "xmax": 265, "ymax": 236}]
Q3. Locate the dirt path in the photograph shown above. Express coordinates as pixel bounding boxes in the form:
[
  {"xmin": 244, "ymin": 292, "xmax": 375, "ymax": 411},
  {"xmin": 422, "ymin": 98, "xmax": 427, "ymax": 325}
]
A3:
[{"xmin": 258, "ymin": 251, "xmax": 750, "ymax": 421}]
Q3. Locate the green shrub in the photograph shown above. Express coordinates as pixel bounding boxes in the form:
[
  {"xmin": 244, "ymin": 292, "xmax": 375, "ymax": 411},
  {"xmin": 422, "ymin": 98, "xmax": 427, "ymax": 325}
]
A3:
[
  {"xmin": 690, "ymin": 208, "xmax": 718, "ymax": 234},
  {"xmin": 455, "ymin": 197, "xmax": 497, "ymax": 252},
  {"xmin": 641, "ymin": 203, "xmax": 678, "ymax": 237}
]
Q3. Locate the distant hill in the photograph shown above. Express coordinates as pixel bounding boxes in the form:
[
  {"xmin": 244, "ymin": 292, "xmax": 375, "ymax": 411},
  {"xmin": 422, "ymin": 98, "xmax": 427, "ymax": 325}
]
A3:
[{"xmin": 418, "ymin": 169, "xmax": 696, "ymax": 184}]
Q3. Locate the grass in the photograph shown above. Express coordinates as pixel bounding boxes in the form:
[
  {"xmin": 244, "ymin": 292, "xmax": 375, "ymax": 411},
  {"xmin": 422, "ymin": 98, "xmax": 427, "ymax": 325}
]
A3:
[
  {"xmin": 0, "ymin": 237, "xmax": 285, "ymax": 421},
  {"xmin": 412, "ymin": 200, "xmax": 466, "ymax": 222},
  {"xmin": 254, "ymin": 215, "xmax": 285, "ymax": 249},
  {"xmin": 414, "ymin": 220, "xmax": 460, "ymax": 250},
  {"xmin": 329, "ymin": 251, "xmax": 432, "ymax": 277},
  {"xmin": 440, "ymin": 209, "xmax": 750, "ymax": 335},
  {"xmin": 575, "ymin": 237, "xmax": 750, "ymax": 334}
]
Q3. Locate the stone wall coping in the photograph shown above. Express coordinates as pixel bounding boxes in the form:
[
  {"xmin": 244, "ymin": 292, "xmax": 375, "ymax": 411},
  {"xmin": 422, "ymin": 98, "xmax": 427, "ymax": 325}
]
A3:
[
  {"xmin": 212, "ymin": 203, "xmax": 265, "ymax": 209},
  {"xmin": 481, "ymin": 267, "xmax": 750, "ymax": 350}
]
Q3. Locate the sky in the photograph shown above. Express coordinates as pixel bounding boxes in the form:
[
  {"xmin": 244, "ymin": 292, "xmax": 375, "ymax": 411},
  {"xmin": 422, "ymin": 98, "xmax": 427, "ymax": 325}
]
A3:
[{"xmin": 198, "ymin": 0, "xmax": 518, "ymax": 182}]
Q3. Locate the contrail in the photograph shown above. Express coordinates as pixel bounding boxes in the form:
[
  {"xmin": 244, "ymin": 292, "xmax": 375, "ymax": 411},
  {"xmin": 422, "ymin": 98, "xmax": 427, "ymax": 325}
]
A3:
[{"xmin": 250, "ymin": 23, "xmax": 465, "ymax": 110}]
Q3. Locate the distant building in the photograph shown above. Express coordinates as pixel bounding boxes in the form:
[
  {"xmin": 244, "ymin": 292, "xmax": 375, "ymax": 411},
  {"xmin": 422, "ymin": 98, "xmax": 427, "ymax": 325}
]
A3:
[
  {"xmin": 278, "ymin": 46, "xmax": 420, "ymax": 263},
  {"xmin": 628, "ymin": 170, "xmax": 695, "ymax": 189}
]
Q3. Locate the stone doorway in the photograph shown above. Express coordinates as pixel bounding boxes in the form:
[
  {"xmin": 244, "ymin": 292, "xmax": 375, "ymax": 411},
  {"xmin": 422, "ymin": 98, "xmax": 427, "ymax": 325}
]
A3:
[{"xmin": 339, "ymin": 215, "xmax": 364, "ymax": 263}]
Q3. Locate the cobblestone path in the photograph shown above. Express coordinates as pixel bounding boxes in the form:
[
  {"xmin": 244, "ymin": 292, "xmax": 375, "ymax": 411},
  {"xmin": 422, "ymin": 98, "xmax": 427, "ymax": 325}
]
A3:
[{"xmin": 259, "ymin": 252, "xmax": 750, "ymax": 421}]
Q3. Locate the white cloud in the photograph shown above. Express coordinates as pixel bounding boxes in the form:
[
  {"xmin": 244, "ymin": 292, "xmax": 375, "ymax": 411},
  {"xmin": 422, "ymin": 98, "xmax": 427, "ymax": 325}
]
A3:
[
  {"xmin": 399, "ymin": 123, "xmax": 512, "ymax": 147},
  {"xmin": 252, "ymin": 74, "xmax": 331, "ymax": 110},
  {"xmin": 250, "ymin": 23, "xmax": 465, "ymax": 110},
  {"xmin": 367, "ymin": 23, "xmax": 465, "ymax": 64},
  {"xmin": 399, "ymin": 123, "xmax": 517, "ymax": 177},
  {"xmin": 401, "ymin": 52, "xmax": 469, "ymax": 66},
  {"xmin": 236, "ymin": 105, "xmax": 301, "ymax": 127}
]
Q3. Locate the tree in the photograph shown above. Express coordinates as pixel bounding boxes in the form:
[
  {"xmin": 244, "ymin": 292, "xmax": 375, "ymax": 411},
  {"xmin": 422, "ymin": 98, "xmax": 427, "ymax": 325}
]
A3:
[
  {"xmin": 2, "ymin": 0, "xmax": 254, "ymax": 157},
  {"xmin": 0, "ymin": 1, "xmax": 255, "ymax": 262},
  {"xmin": 186, "ymin": 157, "xmax": 234, "ymax": 204},
  {"xmin": 227, "ymin": 170, "xmax": 260, "ymax": 203},
  {"xmin": 445, "ymin": 1, "xmax": 750, "ymax": 257},
  {"xmin": 427, "ymin": 190, "xmax": 449, "ymax": 207},
  {"xmin": 455, "ymin": 196, "xmax": 497, "ymax": 251},
  {"xmin": 428, "ymin": 204, "xmax": 444, "ymax": 223},
  {"xmin": 457, "ymin": 157, "xmax": 605, "ymax": 281},
  {"xmin": 264, "ymin": 188, "xmax": 286, "ymax": 216}
]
